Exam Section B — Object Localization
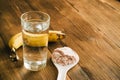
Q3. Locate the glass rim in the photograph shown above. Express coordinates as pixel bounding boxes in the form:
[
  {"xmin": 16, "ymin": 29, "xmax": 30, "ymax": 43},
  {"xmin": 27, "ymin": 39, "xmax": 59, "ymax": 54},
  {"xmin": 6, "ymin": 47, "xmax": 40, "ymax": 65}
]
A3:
[{"xmin": 20, "ymin": 11, "xmax": 50, "ymax": 23}]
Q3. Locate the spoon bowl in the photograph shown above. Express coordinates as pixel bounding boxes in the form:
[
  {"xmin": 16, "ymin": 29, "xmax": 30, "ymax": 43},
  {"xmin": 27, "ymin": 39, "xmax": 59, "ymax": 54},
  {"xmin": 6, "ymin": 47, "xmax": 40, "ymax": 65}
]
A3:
[{"xmin": 52, "ymin": 47, "xmax": 80, "ymax": 80}]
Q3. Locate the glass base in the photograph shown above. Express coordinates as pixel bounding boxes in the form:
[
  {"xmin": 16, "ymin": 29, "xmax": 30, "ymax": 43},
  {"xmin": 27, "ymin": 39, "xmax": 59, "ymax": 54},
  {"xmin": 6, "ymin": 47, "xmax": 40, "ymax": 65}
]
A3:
[{"xmin": 24, "ymin": 59, "xmax": 46, "ymax": 71}]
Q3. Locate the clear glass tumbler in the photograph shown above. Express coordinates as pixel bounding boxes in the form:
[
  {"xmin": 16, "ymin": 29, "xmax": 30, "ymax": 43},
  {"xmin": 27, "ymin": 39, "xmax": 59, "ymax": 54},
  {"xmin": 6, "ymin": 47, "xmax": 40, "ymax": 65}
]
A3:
[{"xmin": 21, "ymin": 11, "xmax": 50, "ymax": 71}]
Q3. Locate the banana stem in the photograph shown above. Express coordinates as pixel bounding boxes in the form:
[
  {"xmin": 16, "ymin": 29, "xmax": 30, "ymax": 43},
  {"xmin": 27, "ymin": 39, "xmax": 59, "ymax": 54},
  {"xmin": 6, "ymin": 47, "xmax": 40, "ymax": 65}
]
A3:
[{"xmin": 9, "ymin": 48, "xmax": 19, "ymax": 61}]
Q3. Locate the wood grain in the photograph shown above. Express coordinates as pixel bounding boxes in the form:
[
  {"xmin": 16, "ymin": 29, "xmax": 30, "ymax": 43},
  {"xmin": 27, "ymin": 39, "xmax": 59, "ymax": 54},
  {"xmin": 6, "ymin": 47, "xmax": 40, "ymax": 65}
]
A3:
[{"xmin": 0, "ymin": 0, "xmax": 120, "ymax": 80}]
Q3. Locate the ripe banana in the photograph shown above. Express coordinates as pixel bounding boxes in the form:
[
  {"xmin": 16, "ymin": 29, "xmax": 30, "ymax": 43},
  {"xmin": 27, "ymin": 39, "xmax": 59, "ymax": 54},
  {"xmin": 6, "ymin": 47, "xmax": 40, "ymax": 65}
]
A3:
[
  {"xmin": 48, "ymin": 30, "xmax": 65, "ymax": 42},
  {"xmin": 8, "ymin": 30, "xmax": 66, "ymax": 51},
  {"xmin": 23, "ymin": 30, "xmax": 49, "ymax": 47},
  {"xmin": 8, "ymin": 32, "xmax": 23, "ymax": 51}
]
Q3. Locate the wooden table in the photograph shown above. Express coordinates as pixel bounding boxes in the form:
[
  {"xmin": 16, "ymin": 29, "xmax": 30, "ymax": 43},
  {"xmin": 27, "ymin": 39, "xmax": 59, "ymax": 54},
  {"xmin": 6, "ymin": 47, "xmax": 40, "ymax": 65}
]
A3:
[{"xmin": 0, "ymin": 0, "xmax": 120, "ymax": 80}]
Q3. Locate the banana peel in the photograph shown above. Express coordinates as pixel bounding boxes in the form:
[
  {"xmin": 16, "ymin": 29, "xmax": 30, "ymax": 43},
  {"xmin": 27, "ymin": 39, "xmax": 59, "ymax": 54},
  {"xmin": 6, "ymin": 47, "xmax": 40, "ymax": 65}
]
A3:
[
  {"xmin": 8, "ymin": 30, "xmax": 66, "ymax": 51},
  {"xmin": 48, "ymin": 30, "xmax": 65, "ymax": 42},
  {"xmin": 22, "ymin": 30, "xmax": 49, "ymax": 47},
  {"xmin": 8, "ymin": 32, "xmax": 23, "ymax": 50}
]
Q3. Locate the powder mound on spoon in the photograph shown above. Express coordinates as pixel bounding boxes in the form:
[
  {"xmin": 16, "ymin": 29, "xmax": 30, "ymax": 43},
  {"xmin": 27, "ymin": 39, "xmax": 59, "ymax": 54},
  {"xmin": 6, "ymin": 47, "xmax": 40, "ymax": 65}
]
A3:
[{"xmin": 52, "ymin": 47, "xmax": 76, "ymax": 66}]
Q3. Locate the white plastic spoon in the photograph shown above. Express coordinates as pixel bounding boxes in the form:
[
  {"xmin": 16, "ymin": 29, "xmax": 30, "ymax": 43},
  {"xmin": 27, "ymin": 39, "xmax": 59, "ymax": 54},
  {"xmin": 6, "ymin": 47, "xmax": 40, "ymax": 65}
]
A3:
[{"xmin": 52, "ymin": 47, "xmax": 80, "ymax": 80}]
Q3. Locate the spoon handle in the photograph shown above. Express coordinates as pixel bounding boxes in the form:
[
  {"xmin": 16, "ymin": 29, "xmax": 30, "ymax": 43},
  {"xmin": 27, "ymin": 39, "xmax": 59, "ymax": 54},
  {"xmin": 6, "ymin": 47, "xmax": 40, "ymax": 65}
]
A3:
[{"xmin": 57, "ymin": 69, "xmax": 67, "ymax": 80}]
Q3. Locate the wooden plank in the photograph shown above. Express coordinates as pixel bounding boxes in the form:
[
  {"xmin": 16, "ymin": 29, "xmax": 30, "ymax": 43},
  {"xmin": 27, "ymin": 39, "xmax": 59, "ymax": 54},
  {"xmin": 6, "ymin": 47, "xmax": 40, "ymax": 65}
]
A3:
[
  {"xmin": 13, "ymin": 2, "xmax": 120, "ymax": 79},
  {"xmin": 0, "ymin": 0, "xmax": 58, "ymax": 80},
  {"xmin": 63, "ymin": 0, "xmax": 120, "ymax": 80},
  {"xmin": 0, "ymin": 0, "xmax": 33, "ymax": 45},
  {"xmin": 0, "ymin": 36, "xmax": 5, "ymax": 50},
  {"xmin": 99, "ymin": 0, "xmax": 120, "ymax": 12},
  {"xmin": 41, "ymin": 0, "xmax": 120, "ymax": 80},
  {"xmin": 0, "ymin": 36, "xmax": 16, "ymax": 80},
  {"xmin": 65, "ymin": 0, "xmax": 120, "ymax": 48},
  {"xmin": 0, "ymin": 0, "xmax": 120, "ymax": 80}
]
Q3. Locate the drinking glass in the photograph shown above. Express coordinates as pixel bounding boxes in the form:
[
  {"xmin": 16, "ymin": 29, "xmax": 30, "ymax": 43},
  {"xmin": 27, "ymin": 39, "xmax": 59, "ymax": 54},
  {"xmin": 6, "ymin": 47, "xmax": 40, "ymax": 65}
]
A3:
[{"xmin": 21, "ymin": 11, "xmax": 50, "ymax": 71}]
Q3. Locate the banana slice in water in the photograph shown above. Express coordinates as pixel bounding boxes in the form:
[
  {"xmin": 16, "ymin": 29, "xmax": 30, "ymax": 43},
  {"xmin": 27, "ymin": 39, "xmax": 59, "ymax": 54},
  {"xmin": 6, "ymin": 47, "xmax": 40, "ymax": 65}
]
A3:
[
  {"xmin": 8, "ymin": 30, "xmax": 66, "ymax": 51},
  {"xmin": 22, "ymin": 30, "xmax": 48, "ymax": 47}
]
